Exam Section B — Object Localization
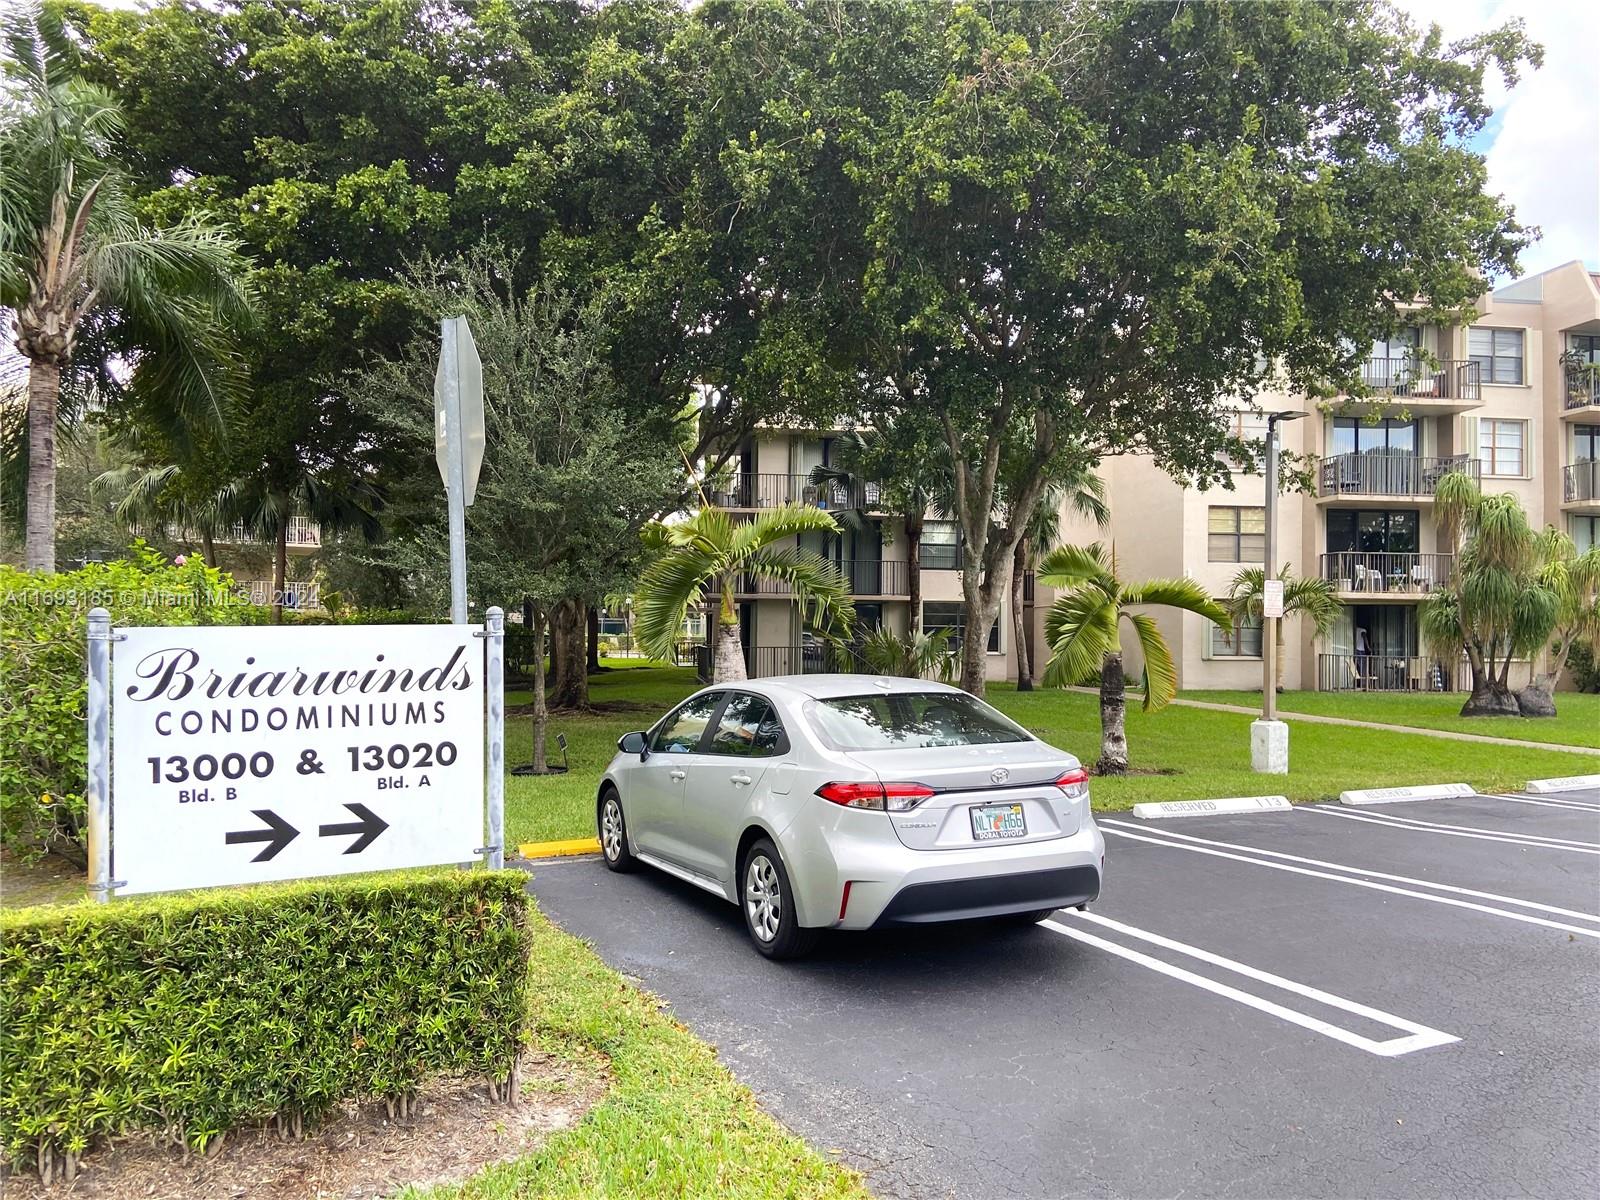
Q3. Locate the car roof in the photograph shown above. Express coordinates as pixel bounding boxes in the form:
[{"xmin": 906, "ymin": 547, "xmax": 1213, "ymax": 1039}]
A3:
[{"xmin": 740, "ymin": 674, "xmax": 965, "ymax": 701}]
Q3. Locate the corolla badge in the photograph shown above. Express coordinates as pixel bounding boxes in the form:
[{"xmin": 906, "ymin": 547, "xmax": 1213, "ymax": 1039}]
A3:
[{"xmin": 990, "ymin": 767, "xmax": 1010, "ymax": 785}]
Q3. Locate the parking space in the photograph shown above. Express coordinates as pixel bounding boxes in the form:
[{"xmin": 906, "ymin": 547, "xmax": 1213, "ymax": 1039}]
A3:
[{"xmin": 524, "ymin": 790, "xmax": 1600, "ymax": 1199}]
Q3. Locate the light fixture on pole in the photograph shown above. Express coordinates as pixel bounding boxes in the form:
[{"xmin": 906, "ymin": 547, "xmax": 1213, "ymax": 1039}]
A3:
[{"xmin": 1253, "ymin": 409, "xmax": 1306, "ymax": 774}]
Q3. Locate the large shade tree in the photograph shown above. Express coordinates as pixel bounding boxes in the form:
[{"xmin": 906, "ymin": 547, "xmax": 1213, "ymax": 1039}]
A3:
[
  {"xmin": 1, "ymin": 5, "xmax": 253, "ymax": 572},
  {"xmin": 1039, "ymin": 543, "xmax": 1229, "ymax": 775},
  {"xmin": 686, "ymin": 0, "xmax": 1534, "ymax": 695}
]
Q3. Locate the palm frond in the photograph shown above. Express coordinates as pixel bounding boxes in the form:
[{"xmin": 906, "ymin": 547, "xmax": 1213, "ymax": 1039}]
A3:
[
  {"xmin": 728, "ymin": 503, "xmax": 840, "ymax": 559},
  {"xmin": 1126, "ymin": 612, "xmax": 1179, "ymax": 711},
  {"xmin": 1036, "ymin": 542, "xmax": 1115, "ymax": 591},
  {"xmin": 1121, "ymin": 576, "xmax": 1231, "ymax": 628},
  {"xmin": 634, "ymin": 543, "xmax": 720, "ymax": 662},
  {"xmin": 742, "ymin": 544, "xmax": 854, "ymax": 637},
  {"xmin": 1041, "ymin": 588, "xmax": 1118, "ymax": 689}
]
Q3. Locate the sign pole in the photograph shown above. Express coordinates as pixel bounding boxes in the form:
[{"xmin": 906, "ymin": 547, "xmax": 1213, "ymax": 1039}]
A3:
[
  {"xmin": 484, "ymin": 605, "xmax": 505, "ymax": 871},
  {"xmin": 85, "ymin": 607, "xmax": 114, "ymax": 902},
  {"xmin": 441, "ymin": 319, "xmax": 469, "ymax": 625},
  {"xmin": 1263, "ymin": 422, "xmax": 1279, "ymax": 723}
]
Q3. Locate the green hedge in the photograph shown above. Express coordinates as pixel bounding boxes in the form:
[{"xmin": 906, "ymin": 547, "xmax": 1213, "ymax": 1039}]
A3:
[
  {"xmin": 0, "ymin": 870, "xmax": 531, "ymax": 1179},
  {"xmin": 0, "ymin": 547, "xmax": 268, "ymax": 859}
]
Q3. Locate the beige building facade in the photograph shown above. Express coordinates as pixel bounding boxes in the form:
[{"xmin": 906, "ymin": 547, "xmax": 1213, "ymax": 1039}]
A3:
[{"xmin": 718, "ymin": 261, "xmax": 1600, "ymax": 692}]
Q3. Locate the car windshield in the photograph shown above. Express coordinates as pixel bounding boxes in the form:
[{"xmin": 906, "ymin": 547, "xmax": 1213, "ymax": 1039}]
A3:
[{"xmin": 807, "ymin": 691, "xmax": 1033, "ymax": 750}]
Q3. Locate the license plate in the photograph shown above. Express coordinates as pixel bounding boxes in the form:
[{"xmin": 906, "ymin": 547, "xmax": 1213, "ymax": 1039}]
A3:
[{"xmin": 970, "ymin": 802, "xmax": 1027, "ymax": 841}]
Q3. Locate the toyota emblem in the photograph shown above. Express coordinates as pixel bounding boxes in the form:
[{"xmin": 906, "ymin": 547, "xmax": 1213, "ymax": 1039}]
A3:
[{"xmin": 990, "ymin": 767, "xmax": 1010, "ymax": 785}]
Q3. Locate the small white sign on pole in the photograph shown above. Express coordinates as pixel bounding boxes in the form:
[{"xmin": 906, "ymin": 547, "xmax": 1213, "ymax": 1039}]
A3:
[
  {"xmin": 1261, "ymin": 578, "xmax": 1285, "ymax": 620},
  {"xmin": 109, "ymin": 624, "xmax": 485, "ymax": 895}
]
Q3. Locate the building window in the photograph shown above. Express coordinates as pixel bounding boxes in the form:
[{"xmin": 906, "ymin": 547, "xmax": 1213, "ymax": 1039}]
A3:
[
  {"xmin": 923, "ymin": 601, "xmax": 1000, "ymax": 653},
  {"xmin": 1326, "ymin": 510, "xmax": 1419, "ymax": 554},
  {"xmin": 1569, "ymin": 334, "xmax": 1600, "ymax": 365},
  {"xmin": 921, "ymin": 521, "xmax": 960, "ymax": 570},
  {"xmin": 1572, "ymin": 516, "xmax": 1599, "ymax": 554},
  {"xmin": 1574, "ymin": 424, "xmax": 1600, "ymax": 463},
  {"xmin": 1330, "ymin": 417, "xmax": 1417, "ymax": 457},
  {"xmin": 1207, "ymin": 506, "xmax": 1265, "ymax": 562},
  {"xmin": 1210, "ymin": 616, "xmax": 1263, "ymax": 658},
  {"xmin": 1478, "ymin": 418, "xmax": 1527, "ymax": 477},
  {"xmin": 1468, "ymin": 327, "xmax": 1524, "ymax": 385}
]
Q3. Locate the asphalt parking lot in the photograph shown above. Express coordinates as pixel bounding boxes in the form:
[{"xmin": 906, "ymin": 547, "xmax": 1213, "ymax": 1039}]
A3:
[{"xmin": 524, "ymin": 788, "xmax": 1600, "ymax": 1200}]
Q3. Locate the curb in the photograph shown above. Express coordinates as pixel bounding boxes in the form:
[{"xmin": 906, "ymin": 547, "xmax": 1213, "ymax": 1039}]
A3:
[
  {"xmin": 1524, "ymin": 774, "xmax": 1600, "ymax": 794},
  {"xmin": 1132, "ymin": 796, "xmax": 1290, "ymax": 819},
  {"xmin": 1340, "ymin": 782, "xmax": 1472, "ymax": 805},
  {"xmin": 517, "ymin": 837, "xmax": 602, "ymax": 859}
]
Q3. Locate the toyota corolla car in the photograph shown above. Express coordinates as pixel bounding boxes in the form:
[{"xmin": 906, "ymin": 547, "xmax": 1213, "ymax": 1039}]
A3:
[{"xmin": 596, "ymin": 674, "xmax": 1104, "ymax": 959}]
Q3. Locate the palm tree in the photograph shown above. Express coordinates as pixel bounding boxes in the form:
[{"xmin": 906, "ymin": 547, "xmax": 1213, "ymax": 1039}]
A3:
[
  {"xmin": 1, "ymin": 7, "xmax": 254, "ymax": 572},
  {"xmin": 857, "ymin": 626, "xmax": 956, "ymax": 683},
  {"xmin": 1518, "ymin": 530, "xmax": 1600, "ymax": 716},
  {"xmin": 635, "ymin": 505, "xmax": 854, "ymax": 682},
  {"xmin": 1039, "ymin": 543, "xmax": 1230, "ymax": 775},
  {"xmin": 1422, "ymin": 473, "xmax": 1561, "ymax": 717},
  {"xmin": 1223, "ymin": 565, "xmax": 1341, "ymax": 692},
  {"xmin": 1011, "ymin": 471, "xmax": 1109, "ymax": 691}
]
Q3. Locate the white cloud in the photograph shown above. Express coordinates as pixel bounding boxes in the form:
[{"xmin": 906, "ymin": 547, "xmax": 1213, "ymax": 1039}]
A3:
[{"xmin": 1398, "ymin": 0, "xmax": 1600, "ymax": 279}]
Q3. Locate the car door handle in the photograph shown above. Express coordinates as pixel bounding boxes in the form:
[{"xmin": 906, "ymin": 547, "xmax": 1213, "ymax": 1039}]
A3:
[
  {"xmin": 669, "ymin": 768, "xmax": 687, "ymax": 781},
  {"xmin": 730, "ymin": 773, "xmax": 753, "ymax": 786}
]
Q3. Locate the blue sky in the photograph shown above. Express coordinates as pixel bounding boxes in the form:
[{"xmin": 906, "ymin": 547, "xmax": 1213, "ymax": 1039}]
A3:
[{"xmin": 1400, "ymin": 0, "xmax": 1600, "ymax": 281}]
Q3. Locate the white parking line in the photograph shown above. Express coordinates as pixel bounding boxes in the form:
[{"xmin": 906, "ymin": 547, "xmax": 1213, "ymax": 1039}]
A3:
[
  {"xmin": 1487, "ymin": 793, "xmax": 1600, "ymax": 814},
  {"xmin": 1043, "ymin": 912, "xmax": 1459, "ymax": 1058},
  {"xmin": 1301, "ymin": 805, "xmax": 1600, "ymax": 852},
  {"xmin": 1097, "ymin": 821, "xmax": 1600, "ymax": 937}
]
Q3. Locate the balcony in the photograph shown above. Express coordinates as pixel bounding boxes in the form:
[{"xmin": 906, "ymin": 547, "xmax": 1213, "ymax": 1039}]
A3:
[
  {"xmin": 1320, "ymin": 552, "xmax": 1452, "ymax": 596},
  {"xmin": 1564, "ymin": 371, "xmax": 1600, "ymax": 413},
  {"xmin": 715, "ymin": 472, "xmax": 882, "ymax": 511},
  {"xmin": 1343, "ymin": 358, "xmax": 1482, "ymax": 413},
  {"xmin": 1317, "ymin": 453, "xmax": 1478, "ymax": 501},
  {"xmin": 734, "ymin": 559, "xmax": 910, "ymax": 599},
  {"xmin": 1564, "ymin": 461, "xmax": 1600, "ymax": 506},
  {"xmin": 1317, "ymin": 653, "xmax": 1455, "ymax": 692}
]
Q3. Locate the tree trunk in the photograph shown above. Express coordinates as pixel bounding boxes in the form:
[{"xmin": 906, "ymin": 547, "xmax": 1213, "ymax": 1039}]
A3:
[
  {"xmin": 587, "ymin": 606, "xmax": 602, "ymax": 673},
  {"xmin": 906, "ymin": 514, "xmax": 923, "ymax": 635},
  {"xmin": 1096, "ymin": 652, "xmax": 1129, "ymax": 775},
  {"xmin": 1012, "ymin": 540, "xmax": 1032, "ymax": 691},
  {"xmin": 272, "ymin": 523, "xmax": 288, "ymax": 624},
  {"xmin": 530, "ymin": 603, "xmax": 549, "ymax": 772},
  {"xmin": 548, "ymin": 602, "xmax": 571, "ymax": 699},
  {"xmin": 1460, "ymin": 663, "xmax": 1520, "ymax": 717},
  {"xmin": 1515, "ymin": 671, "xmax": 1560, "ymax": 718},
  {"xmin": 712, "ymin": 617, "xmax": 747, "ymax": 683},
  {"xmin": 549, "ymin": 600, "xmax": 587, "ymax": 708},
  {"xmin": 24, "ymin": 359, "xmax": 60, "ymax": 573},
  {"xmin": 201, "ymin": 528, "xmax": 216, "ymax": 569}
]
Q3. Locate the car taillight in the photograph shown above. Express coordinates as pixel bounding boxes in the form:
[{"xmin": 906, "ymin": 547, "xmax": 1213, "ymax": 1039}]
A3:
[
  {"xmin": 816, "ymin": 781, "xmax": 936, "ymax": 812},
  {"xmin": 1054, "ymin": 767, "xmax": 1090, "ymax": 800}
]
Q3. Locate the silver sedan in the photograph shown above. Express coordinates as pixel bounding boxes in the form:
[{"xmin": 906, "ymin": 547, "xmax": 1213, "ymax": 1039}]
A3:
[{"xmin": 597, "ymin": 674, "xmax": 1104, "ymax": 958}]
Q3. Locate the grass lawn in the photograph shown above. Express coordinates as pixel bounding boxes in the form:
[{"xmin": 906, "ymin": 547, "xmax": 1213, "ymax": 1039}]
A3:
[
  {"xmin": 1181, "ymin": 689, "xmax": 1600, "ymax": 750},
  {"xmin": 404, "ymin": 902, "xmax": 867, "ymax": 1200},
  {"xmin": 505, "ymin": 667, "xmax": 1600, "ymax": 846}
]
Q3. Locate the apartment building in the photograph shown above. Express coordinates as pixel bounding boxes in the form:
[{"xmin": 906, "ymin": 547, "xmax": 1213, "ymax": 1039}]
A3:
[
  {"xmin": 1110, "ymin": 258, "xmax": 1600, "ymax": 693},
  {"xmin": 713, "ymin": 260, "xmax": 1599, "ymax": 693}
]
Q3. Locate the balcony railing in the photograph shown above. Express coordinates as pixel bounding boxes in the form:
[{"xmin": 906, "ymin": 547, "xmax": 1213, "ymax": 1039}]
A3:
[
  {"xmin": 694, "ymin": 642, "xmax": 869, "ymax": 682},
  {"xmin": 1355, "ymin": 357, "xmax": 1480, "ymax": 401},
  {"xmin": 1565, "ymin": 461, "xmax": 1600, "ymax": 503},
  {"xmin": 1319, "ymin": 552, "xmax": 1453, "ymax": 594},
  {"xmin": 1565, "ymin": 372, "xmax": 1600, "ymax": 409},
  {"xmin": 714, "ymin": 473, "xmax": 882, "ymax": 510},
  {"xmin": 1317, "ymin": 653, "xmax": 1454, "ymax": 692},
  {"xmin": 734, "ymin": 559, "xmax": 910, "ymax": 598},
  {"xmin": 1318, "ymin": 453, "xmax": 1478, "ymax": 498}
]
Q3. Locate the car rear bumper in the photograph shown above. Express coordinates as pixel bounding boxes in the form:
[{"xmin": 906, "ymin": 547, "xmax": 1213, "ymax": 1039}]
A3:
[
  {"xmin": 871, "ymin": 864, "xmax": 1101, "ymax": 926},
  {"xmin": 787, "ymin": 816, "xmax": 1105, "ymax": 930}
]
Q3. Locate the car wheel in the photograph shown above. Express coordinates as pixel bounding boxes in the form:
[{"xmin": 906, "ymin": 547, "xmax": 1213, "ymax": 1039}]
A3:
[
  {"xmin": 997, "ymin": 908, "xmax": 1061, "ymax": 926},
  {"xmin": 740, "ymin": 838, "xmax": 819, "ymax": 960},
  {"xmin": 598, "ymin": 790, "xmax": 637, "ymax": 873}
]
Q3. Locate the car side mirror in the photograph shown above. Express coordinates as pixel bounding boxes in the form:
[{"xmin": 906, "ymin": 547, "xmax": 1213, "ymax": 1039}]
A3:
[{"xmin": 618, "ymin": 731, "xmax": 648, "ymax": 758}]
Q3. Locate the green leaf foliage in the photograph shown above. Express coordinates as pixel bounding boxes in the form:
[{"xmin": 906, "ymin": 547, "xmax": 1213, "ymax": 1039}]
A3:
[
  {"xmin": 0, "ymin": 547, "xmax": 268, "ymax": 860},
  {"xmin": 0, "ymin": 869, "xmax": 532, "ymax": 1174}
]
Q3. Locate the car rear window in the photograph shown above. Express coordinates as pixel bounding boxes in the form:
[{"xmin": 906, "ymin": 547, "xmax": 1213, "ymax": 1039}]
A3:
[{"xmin": 807, "ymin": 692, "xmax": 1032, "ymax": 750}]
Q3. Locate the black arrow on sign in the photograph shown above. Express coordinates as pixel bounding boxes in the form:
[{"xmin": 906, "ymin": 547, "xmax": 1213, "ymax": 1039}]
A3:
[
  {"xmin": 225, "ymin": 810, "xmax": 299, "ymax": 862},
  {"xmin": 319, "ymin": 803, "xmax": 389, "ymax": 854}
]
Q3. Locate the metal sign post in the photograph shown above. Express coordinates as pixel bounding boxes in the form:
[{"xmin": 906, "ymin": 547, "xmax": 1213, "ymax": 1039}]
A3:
[
  {"xmin": 85, "ymin": 607, "xmax": 116, "ymax": 902},
  {"xmin": 481, "ymin": 606, "xmax": 506, "ymax": 870},
  {"xmin": 434, "ymin": 316, "xmax": 484, "ymax": 626}
]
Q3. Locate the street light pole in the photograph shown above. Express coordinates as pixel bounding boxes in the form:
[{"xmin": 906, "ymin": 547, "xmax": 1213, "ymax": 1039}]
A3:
[{"xmin": 1253, "ymin": 409, "xmax": 1304, "ymax": 774}]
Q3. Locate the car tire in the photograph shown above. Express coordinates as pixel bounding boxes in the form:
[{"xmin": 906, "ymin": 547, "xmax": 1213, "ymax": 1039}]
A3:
[
  {"xmin": 997, "ymin": 908, "xmax": 1061, "ymax": 926},
  {"xmin": 598, "ymin": 789, "xmax": 637, "ymax": 873},
  {"xmin": 740, "ymin": 838, "xmax": 820, "ymax": 960}
]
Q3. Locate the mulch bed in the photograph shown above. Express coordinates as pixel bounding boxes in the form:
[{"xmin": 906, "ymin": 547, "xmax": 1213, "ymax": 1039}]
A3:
[{"xmin": 2, "ymin": 1051, "xmax": 606, "ymax": 1199}]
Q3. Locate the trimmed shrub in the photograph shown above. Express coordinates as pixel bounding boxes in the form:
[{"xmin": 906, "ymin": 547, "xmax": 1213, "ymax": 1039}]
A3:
[
  {"xmin": 0, "ymin": 870, "xmax": 531, "ymax": 1181},
  {"xmin": 0, "ymin": 546, "xmax": 267, "ymax": 860},
  {"xmin": 1570, "ymin": 640, "xmax": 1600, "ymax": 694}
]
